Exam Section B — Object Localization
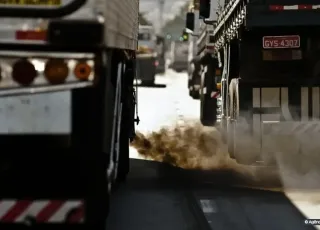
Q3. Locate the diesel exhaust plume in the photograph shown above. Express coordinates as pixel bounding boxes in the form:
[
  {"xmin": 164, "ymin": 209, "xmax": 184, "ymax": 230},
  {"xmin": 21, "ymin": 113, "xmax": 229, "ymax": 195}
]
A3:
[{"xmin": 131, "ymin": 121, "xmax": 283, "ymax": 190}]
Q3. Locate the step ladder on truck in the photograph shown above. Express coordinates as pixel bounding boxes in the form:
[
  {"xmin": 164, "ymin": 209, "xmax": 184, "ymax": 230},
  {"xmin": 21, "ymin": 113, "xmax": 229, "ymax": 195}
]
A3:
[
  {"xmin": 185, "ymin": 0, "xmax": 320, "ymax": 166},
  {"xmin": 0, "ymin": 0, "xmax": 139, "ymax": 229}
]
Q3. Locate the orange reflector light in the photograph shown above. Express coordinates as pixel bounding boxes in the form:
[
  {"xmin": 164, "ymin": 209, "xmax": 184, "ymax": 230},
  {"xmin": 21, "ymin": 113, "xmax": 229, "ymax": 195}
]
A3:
[
  {"xmin": 15, "ymin": 30, "xmax": 47, "ymax": 41},
  {"xmin": 215, "ymin": 69, "xmax": 222, "ymax": 76},
  {"xmin": 216, "ymin": 83, "xmax": 221, "ymax": 90},
  {"xmin": 74, "ymin": 62, "xmax": 92, "ymax": 81},
  {"xmin": 44, "ymin": 59, "xmax": 69, "ymax": 84},
  {"xmin": 12, "ymin": 59, "xmax": 37, "ymax": 86}
]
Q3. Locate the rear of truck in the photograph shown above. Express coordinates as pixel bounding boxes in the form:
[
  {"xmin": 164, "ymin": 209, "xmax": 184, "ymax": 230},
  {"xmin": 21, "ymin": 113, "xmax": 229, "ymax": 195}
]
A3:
[
  {"xmin": 226, "ymin": 0, "xmax": 320, "ymax": 163},
  {"xmin": 137, "ymin": 25, "xmax": 157, "ymax": 85},
  {"xmin": 155, "ymin": 35, "xmax": 166, "ymax": 74},
  {"xmin": 171, "ymin": 41, "xmax": 189, "ymax": 72},
  {"xmin": 0, "ymin": 0, "xmax": 139, "ymax": 229}
]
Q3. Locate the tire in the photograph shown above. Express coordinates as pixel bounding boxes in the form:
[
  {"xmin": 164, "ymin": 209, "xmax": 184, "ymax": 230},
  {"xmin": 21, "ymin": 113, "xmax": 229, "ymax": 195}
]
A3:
[
  {"xmin": 227, "ymin": 79, "xmax": 238, "ymax": 159},
  {"xmin": 115, "ymin": 59, "xmax": 136, "ymax": 184},
  {"xmin": 108, "ymin": 62, "xmax": 129, "ymax": 187},
  {"xmin": 73, "ymin": 51, "xmax": 114, "ymax": 230},
  {"xmin": 191, "ymin": 89, "xmax": 200, "ymax": 99}
]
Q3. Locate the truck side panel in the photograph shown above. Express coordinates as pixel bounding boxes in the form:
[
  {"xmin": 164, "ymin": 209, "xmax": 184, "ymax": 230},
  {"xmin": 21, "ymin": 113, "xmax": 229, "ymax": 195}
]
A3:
[{"xmin": 104, "ymin": 0, "xmax": 139, "ymax": 50}]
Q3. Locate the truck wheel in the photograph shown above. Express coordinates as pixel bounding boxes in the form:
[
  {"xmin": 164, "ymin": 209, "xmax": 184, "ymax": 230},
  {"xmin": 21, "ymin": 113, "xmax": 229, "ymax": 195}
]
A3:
[
  {"xmin": 191, "ymin": 89, "xmax": 200, "ymax": 99},
  {"xmin": 117, "ymin": 128, "xmax": 129, "ymax": 182},
  {"xmin": 227, "ymin": 79, "xmax": 239, "ymax": 160},
  {"xmin": 116, "ymin": 101, "xmax": 130, "ymax": 183},
  {"xmin": 115, "ymin": 59, "xmax": 135, "ymax": 184}
]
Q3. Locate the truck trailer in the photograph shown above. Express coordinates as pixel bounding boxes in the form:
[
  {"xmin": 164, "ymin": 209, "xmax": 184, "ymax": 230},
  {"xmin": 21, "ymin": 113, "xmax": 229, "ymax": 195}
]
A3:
[
  {"xmin": 186, "ymin": 0, "xmax": 320, "ymax": 165},
  {"xmin": 0, "ymin": 0, "xmax": 139, "ymax": 229}
]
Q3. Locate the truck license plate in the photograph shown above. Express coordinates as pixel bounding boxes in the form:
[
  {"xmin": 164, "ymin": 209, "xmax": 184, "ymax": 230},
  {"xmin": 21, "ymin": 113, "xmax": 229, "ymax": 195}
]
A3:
[
  {"xmin": 0, "ymin": 92, "xmax": 71, "ymax": 134},
  {"xmin": 263, "ymin": 35, "xmax": 300, "ymax": 49}
]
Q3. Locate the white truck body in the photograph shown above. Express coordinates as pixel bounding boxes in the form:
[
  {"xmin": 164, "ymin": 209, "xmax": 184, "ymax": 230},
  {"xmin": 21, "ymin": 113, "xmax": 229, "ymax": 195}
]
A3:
[
  {"xmin": 0, "ymin": 0, "xmax": 139, "ymax": 134},
  {"xmin": 0, "ymin": 0, "xmax": 138, "ymax": 49}
]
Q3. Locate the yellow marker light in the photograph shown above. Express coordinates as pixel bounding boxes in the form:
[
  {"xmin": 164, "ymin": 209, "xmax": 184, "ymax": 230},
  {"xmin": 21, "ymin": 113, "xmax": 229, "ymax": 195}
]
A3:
[
  {"xmin": 74, "ymin": 61, "xmax": 92, "ymax": 81},
  {"xmin": 216, "ymin": 83, "xmax": 221, "ymax": 90},
  {"xmin": 215, "ymin": 69, "xmax": 222, "ymax": 76},
  {"xmin": 12, "ymin": 59, "xmax": 37, "ymax": 86},
  {"xmin": 44, "ymin": 59, "xmax": 69, "ymax": 84}
]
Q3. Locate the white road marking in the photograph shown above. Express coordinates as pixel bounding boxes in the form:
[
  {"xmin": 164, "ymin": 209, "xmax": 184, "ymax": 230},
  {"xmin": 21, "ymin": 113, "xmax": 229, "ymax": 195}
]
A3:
[{"xmin": 200, "ymin": 199, "xmax": 217, "ymax": 213}]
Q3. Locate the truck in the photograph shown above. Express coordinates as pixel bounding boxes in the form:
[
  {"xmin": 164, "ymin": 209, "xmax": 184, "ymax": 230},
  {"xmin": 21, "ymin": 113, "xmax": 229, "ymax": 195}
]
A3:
[
  {"xmin": 186, "ymin": 2, "xmax": 203, "ymax": 100},
  {"xmin": 137, "ymin": 25, "xmax": 157, "ymax": 85},
  {"xmin": 185, "ymin": 0, "xmax": 320, "ymax": 165},
  {"xmin": 168, "ymin": 40, "xmax": 189, "ymax": 72},
  {"xmin": 155, "ymin": 35, "xmax": 166, "ymax": 74},
  {"xmin": 0, "ymin": 0, "xmax": 139, "ymax": 229},
  {"xmin": 186, "ymin": 1, "xmax": 217, "ymax": 100}
]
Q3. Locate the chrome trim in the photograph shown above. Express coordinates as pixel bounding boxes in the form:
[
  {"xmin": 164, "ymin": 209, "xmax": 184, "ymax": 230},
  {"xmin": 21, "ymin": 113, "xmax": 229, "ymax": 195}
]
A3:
[
  {"xmin": 0, "ymin": 51, "xmax": 94, "ymax": 59},
  {"xmin": 0, "ymin": 82, "xmax": 93, "ymax": 97}
]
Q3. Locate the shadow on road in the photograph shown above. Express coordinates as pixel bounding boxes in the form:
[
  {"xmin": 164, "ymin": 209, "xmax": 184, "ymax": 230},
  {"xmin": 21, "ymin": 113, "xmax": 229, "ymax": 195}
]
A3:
[{"xmin": 137, "ymin": 83, "xmax": 167, "ymax": 88}]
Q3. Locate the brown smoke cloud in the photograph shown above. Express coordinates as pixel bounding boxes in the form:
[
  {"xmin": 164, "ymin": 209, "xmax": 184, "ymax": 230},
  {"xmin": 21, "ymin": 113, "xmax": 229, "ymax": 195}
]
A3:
[{"xmin": 131, "ymin": 121, "xmax": 283, "ymax": 190}]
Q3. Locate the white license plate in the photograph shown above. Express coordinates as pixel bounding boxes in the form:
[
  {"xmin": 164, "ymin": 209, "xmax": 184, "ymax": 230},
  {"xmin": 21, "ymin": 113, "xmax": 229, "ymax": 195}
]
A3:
[
  {"xmin": 0, "ymin": 92, "xmax": 71, "ymax": 134},
  {"xmin": 263, "ymin": 35, "xmax": 300, "ymax": 49}
]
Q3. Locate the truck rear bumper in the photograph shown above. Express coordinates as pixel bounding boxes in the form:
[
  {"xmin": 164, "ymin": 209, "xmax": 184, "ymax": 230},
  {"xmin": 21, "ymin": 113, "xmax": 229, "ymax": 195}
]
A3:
[
  {"xmin": 136, "ymin": 58, "xmax": 156, "ymax": 81},
  {"xmin": 0, "ymin": 138, "xmax": 109, "ymax": 229}
]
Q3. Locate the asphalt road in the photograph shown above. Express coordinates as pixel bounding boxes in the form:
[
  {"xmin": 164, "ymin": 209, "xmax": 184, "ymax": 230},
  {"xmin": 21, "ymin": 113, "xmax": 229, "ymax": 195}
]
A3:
[{"xmin": 107, "ymin": 69, "xmax": 320, "ymax": 230}]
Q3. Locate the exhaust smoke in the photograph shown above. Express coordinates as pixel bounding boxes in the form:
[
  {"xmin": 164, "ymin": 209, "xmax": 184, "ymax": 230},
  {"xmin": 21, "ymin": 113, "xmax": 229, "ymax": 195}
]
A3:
[{"xmin": 131, "ymin": 120, "xmax": 283, "ymax": 190}]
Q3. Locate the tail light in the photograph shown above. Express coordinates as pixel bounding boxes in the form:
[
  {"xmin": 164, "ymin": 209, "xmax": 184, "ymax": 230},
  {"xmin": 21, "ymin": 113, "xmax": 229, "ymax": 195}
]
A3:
[
  {"xmin": 15, "ymin": 30, "xmax": 47, "ymax": 41},
  {"xmin": 215, "ymin": 69, "xmax": 222, "ymax": 76},
  {"xmin": 0, "ymin": 51, "xmax": 95, "ymax": 96},
  {"xmin": 216, "ymin": 83, "xmax": 221, "ymax": 90},
  {"xmin": 44, "ymin": 59, "xmax": 69, "ymax": 84},
  {"xmin": 74, "ymin": 61, "xmax": 92, "ymax": 81},
  {"xmin": 12, "ymin": 59, "xmax": 37, "ymax": 86},
  {"xmin": 154, "ymin": 60, "xmax": 159, "ymax": 66}
]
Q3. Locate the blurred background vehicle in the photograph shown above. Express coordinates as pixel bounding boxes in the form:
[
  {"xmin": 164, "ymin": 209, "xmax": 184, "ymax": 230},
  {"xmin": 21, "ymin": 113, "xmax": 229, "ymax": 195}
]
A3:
[
  {"xmin": 137, "ymin": 25, "xmax": 158, "ymax": 85},
  {"xmin": 168, "ymin": 39, "xmax": 189, "ymax": 72},
  {"xmin": 155, "ymin": 35, "xmax": 166, "ymax": 74}
]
